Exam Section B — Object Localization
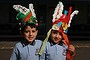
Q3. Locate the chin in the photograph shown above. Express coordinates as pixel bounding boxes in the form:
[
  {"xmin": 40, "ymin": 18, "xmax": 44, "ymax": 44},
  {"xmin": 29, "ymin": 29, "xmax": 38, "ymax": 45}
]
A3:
[
  {"xmin": 27, "ymin": 39, "xmax": 34, "ymax": 42},
  {"xmin": 29, "ymin": 40, "xmax": 33, "ymax": 42},
  {"xmin": 54, "ymin": 41, "xmax": 59, "ymax": 44}
]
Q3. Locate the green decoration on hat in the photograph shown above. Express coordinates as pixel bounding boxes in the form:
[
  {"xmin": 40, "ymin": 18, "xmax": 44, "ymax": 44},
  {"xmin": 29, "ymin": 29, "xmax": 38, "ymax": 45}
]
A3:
[{"xmin": 16, "ymin": 12, "xmax": 26, "ymax": 20}]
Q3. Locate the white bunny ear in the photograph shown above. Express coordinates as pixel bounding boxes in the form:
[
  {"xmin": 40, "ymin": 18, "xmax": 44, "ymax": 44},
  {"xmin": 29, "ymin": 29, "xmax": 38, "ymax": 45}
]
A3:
[
  {"xmin": 68, "ymin": 10, "xmax": 79, "ymax": 27},
  {"xmin": 29, "ymin": 4, "xmax": 36, "ymax": 18},
  {"xmin": 57, "ymin": 1, "xmax": 64, "ymax": 18},
  {"xmin": 13, "ymin": 5, "xmax": 30, "ymax": 15},
  {"xmin": 52, "ymin": 1, "xmax": 64, "ymax": 22}
]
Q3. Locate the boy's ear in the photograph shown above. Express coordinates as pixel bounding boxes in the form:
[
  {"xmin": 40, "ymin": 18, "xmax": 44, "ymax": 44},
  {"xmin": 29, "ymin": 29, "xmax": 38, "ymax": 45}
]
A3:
[
  {"xmin": 36, "ymin": 30, "xmax": 38, "ymax": 33},
  {"xmin": 36, "ymin": 30, "xmax": 38, "ymax": 36}
]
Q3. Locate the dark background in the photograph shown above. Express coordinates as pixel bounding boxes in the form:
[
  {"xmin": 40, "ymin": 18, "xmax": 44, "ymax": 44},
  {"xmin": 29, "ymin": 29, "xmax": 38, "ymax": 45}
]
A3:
[{"xmin": 0, "ymin": 0, "xmax": 90, "ymax": 40}]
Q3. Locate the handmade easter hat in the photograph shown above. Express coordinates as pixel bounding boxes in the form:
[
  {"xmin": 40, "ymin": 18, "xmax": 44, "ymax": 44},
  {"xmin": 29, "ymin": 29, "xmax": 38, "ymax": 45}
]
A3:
[{"xmin": 13, "ymin": 4, "xmax": 38, "ymax": 30}]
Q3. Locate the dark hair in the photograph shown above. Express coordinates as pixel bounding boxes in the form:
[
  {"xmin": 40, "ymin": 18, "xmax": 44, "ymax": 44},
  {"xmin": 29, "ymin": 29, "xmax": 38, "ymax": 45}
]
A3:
[{"xmin": 21, "ymin": 23, "xmax": 38, "ymax": 33}]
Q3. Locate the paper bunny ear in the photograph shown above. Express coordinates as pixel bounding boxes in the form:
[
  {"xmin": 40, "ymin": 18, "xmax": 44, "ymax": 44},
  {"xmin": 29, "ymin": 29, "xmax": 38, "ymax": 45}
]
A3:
[
  {"xmin": 52, "ymin": 1, "xmax": 79, "ymax": 33},
  {"xmin": 13, "ymin": 4, "xmax": 38, "ymax": 26},
  {"xmin": 52, "ymin": 1, "xmax": 64, "ymax": 23}
]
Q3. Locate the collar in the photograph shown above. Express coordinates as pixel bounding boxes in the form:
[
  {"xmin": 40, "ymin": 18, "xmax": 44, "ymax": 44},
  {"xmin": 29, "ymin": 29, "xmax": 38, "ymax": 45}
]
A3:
[
  {"xmin": 29, "ymin": 40, "xmax": 36, "ymax": 46},
  {"xmin": 21, "ymin": 38, "xmax": 36, "ymax": 47}
]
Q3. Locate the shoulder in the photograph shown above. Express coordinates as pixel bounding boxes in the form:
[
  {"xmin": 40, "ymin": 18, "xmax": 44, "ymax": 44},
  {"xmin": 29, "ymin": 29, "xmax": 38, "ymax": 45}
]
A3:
[
  {"xmin": 35, "ymin": 39, "xmax": 43, "ymax": 45},
  {"xmin": 15, "ymin": 42, "xmax": 24, "ymax": 48},
  {"xmin": 35, "ymin": 39, "xmax": 43, "ymax": 43},
  {"xmin": 45, "ymin": 41, "xmax": 51, "ymax": 49},
  {"xmin": 12, "ymin": 42, "xmax": 24, "ymax": 52},
  {"xmin": 46, "ymin": 41, "xmax": 51, "ymax": 45}
]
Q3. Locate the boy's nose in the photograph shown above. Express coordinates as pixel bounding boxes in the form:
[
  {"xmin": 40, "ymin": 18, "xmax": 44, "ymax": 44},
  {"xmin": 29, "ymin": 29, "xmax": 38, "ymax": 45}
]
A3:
[{"xmin": 29, "ymin": 32, "xmax": 33, "ymax": 35}]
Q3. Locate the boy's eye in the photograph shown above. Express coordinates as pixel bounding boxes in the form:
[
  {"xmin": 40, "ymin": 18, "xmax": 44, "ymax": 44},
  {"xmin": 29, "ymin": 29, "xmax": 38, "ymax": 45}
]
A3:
[
  {"xmin": 32, "ymin": 30, "xmax": 36, "ymax": 33},
  {"xmin": 52, "ymin": 31, "xmax": 57, "ymax": 34},
  {"xmin": 52, "ymin": 30, "xmax": 57, "ymax": 33}
]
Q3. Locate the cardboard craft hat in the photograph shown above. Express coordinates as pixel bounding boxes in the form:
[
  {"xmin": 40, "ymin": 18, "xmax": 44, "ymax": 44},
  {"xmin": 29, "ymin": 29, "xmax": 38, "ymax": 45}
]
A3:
[
  {"xmin": 13, "ymin": 4, "xmax": 38, "ymax": 29},
  {"xmin": 52, "ymin": 2, "xmax": 79, "ymax": 33},
  {"xmin": 39, "ymin": 1, "xmax": 79, "ymax": 59}
]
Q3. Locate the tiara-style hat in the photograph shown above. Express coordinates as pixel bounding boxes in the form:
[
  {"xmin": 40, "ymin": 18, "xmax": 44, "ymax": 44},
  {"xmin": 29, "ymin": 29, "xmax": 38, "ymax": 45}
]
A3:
[
  {"xmin": 13, "ymin": 4, "xmax": 38, "ymax": 30},
  {"xmin": 39, "ymin": 1, "xmax": 79, "ymax": 60}
]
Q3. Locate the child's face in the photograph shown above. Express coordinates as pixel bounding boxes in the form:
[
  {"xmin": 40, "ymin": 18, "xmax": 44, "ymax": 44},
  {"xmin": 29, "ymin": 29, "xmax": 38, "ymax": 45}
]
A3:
[
  {"xmin": 50, "ymin": 30, "xmax": 62, "ymax": 44},
  {"xmin": 22, "ymin": 25, "xmax": 38, "ymax": 43}
]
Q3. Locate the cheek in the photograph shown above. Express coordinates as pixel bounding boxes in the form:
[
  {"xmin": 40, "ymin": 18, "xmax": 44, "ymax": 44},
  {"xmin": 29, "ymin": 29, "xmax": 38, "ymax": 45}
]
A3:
[
  {"xmin": 58, "ymin": 36, "xmax": 62, "ymax": 41},
  {"xmin": 60, "ymin": 36, "xmax": 62, "ymax": 39},
  {"xmin": 34, "ymin": 32, "xmax": 37, "ymax": 37},
  {"xmin": 50, "ymin": 35, "xmax": 55, "ymax": 40},
  {"xmin": 50, "ymin": 33, "xmax": 54, "ymax": 37},
  {"xmin": 23, "ymin": 33, "xmax": 29, "ymax": 37},
  {"xmin": 34, "ymin": 31, "xmax": 38, "ymax": 36}
]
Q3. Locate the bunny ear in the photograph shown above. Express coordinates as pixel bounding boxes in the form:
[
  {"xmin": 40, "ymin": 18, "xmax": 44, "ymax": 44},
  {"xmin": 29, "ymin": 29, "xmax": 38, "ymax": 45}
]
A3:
[
  {"xmin": 13, "ymin": 5, "xmax": 30, "ymax": 15},
  {"xmin": 68, "ymin": 10, "xmax": 79, "ymax": 27},
  {"xmin": 52, "ymin": 1, "xmax": 64, "ymax": 23},
  {"xmin": 29, "ymin": 4, "xmax": 36, "ymax": 18}
]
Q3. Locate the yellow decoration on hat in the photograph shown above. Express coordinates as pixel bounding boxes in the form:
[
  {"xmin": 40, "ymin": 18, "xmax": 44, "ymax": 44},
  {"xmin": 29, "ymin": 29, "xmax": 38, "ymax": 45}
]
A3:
[{"xmin": 62, "ymin": 22, "xmax": 68, "ymax": 31}]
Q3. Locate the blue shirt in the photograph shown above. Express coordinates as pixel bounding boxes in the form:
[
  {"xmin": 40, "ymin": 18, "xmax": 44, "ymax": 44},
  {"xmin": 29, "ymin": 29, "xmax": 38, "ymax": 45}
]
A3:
[
  {"xmin": 10, "ymin": 39, "xmax": 43, "ymax": 60},
  {"xmin": 44, "ymin": 41, "xmax": 68, "ymax": 60}
]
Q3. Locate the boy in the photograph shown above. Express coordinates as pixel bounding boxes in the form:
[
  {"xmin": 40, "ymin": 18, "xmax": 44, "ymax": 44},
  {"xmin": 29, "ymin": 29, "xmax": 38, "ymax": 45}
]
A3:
[
  {"xmin": 44, "ymin": 30, "xmax": 76, "ymax": 60},
  {"xmin": 10, "ymin": 4, "xmax": 43, "ymax": 60},
  {"xmin": 39, "ymin": 1, "xmax": 79, "ymax": 60}
]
